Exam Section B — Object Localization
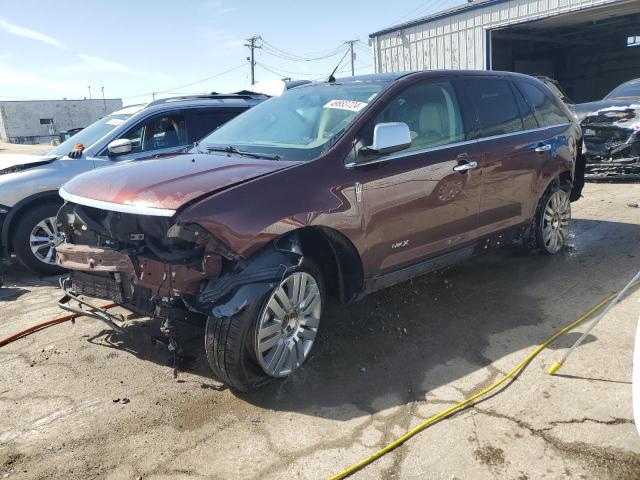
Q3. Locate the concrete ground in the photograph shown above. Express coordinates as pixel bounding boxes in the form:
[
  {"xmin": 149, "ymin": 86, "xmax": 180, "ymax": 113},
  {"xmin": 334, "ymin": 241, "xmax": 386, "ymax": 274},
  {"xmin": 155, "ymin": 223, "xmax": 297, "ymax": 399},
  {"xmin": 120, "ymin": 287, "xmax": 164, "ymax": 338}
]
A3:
[
  {"xmin": 1, "ymin": 183, "xmax": 639, "ymax": 480},
  {"xmin": 0, "ymin": 141, "xmax": 51, "ymax": 155}
]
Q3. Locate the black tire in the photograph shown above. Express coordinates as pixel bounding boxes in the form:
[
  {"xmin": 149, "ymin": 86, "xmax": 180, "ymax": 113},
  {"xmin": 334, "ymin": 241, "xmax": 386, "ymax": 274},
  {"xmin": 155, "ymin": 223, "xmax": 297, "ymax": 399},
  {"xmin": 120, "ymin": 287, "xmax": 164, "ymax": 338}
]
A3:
[
  {"xmin": 204, "ymin": 258, "xmax": 324, "ymax": 392},
  {"xmin": 12, "ymin": 202, "xmax": 66, "ymax": 275},
  {"xmin": 528, "ymin": 179, "xmax": 571, "ymax": 255}
]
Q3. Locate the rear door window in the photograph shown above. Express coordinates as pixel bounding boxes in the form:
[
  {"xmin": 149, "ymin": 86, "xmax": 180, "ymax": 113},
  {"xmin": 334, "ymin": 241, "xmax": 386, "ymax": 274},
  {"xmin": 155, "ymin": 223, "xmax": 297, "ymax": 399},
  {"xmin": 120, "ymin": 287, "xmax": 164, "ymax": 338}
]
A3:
[
  {"xmin": 187, "ymin": 108, "xmax": 248, "ymax": 143},
  {"xmin": 370, "ymin": 80, "xmax": 465, "ymax": 152},
  {"xmin": 464, "ymin": 78, "xmax": 523, "ymax": 138},
  {"xmin": 515, "ymin": 81, "xmax": 571, "ymax": 127}
]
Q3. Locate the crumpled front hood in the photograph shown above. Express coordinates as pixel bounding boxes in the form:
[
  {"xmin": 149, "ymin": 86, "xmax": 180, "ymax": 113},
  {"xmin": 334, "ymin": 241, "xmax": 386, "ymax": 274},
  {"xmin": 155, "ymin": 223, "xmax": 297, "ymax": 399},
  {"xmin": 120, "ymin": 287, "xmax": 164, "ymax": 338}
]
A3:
[
  {"xmin": 582, "ymin": 103, "xmax": 640, "ymax": 130},
  {"xmin": 574, "ymin": 98, "xmax": 640, "ymax": 122},
  {"xmin": 61, "ymin": 152, "xmax": 298, "ymax": 215},
  {"xmin": 0, "ymin": 153, "xmax": 57, "ymax": 173}
]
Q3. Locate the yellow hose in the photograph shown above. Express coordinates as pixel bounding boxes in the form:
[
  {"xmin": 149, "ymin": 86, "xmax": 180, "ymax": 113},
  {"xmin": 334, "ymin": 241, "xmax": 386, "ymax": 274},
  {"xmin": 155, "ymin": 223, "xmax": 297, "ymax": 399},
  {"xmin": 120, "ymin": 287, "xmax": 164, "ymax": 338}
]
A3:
[{"xmin": 329, "ymin": 280, "xmax": 640, "ymax": 480}]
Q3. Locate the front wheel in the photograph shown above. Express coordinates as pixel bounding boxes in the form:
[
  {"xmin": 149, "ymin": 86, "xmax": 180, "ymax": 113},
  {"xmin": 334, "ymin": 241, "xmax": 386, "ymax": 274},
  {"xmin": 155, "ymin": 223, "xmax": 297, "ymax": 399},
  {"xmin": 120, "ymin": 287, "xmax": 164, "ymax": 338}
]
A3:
[
  {"xmin": 204, "ymin": 259, "xmax": 324, "ymax": 392},
  {"xmin": 12, "ymin": 202, "xmax": 66, "ymax": 275},
  {"xmin": 530, "ymin": 180, "xmax": 571, "ymax": 254}
]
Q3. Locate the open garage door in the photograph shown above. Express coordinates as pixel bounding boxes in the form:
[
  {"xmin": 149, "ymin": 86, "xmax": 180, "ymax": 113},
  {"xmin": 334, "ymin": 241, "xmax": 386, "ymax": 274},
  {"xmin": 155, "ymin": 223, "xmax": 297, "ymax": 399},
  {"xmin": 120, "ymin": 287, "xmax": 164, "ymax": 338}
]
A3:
[{"xmin": 491, "ymin": 1, "xmax": 640, "ymax": 103}]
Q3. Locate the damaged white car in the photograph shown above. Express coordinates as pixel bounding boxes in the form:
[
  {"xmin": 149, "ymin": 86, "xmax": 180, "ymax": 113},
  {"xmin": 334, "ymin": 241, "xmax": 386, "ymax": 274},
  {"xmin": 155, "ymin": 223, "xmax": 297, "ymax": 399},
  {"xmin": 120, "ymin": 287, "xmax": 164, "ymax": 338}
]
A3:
[{"xmin": 582, "ymin": 103, "xmax": 640, "ymax": 180}]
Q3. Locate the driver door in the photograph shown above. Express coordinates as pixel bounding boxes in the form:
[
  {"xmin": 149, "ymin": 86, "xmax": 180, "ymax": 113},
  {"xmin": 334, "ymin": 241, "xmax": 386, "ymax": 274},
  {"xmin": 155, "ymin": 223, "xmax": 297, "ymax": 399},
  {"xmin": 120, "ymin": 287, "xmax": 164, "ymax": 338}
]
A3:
[{"xmin": 355, "ymin": 79, "xmax": 482, "ymax": 274}]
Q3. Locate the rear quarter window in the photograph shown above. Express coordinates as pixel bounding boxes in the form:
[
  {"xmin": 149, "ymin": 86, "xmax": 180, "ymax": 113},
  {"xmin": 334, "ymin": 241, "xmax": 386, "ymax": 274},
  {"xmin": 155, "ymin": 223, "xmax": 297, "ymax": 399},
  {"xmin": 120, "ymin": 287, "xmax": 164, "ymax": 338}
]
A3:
[
  {"xmin": 464, "ymin": 78, "xmax": 523, "ymax": 138},
  {"xmin": 516, "ymin": 81, "xmax": 571, "ymax": 127},
  {"xmin": 511, "ymin": 83, "xmax": 539, "ymax": 130}
]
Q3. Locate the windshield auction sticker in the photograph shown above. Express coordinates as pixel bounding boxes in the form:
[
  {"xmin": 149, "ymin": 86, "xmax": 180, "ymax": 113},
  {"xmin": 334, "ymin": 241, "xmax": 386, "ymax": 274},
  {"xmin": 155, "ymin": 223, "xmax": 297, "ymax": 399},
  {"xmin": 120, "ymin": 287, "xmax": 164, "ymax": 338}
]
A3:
[{"xmin": 323, "ymin": 99, "xmax": 368, "ymax": 112}]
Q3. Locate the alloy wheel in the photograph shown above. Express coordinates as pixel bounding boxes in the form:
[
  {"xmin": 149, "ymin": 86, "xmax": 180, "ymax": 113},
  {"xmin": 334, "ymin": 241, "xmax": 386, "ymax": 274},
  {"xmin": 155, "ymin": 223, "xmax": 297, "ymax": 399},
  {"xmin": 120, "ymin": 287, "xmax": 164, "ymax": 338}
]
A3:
[
  {"xmin": 255, "ymin": 271, "xmax": 322, "ymax": 377},
  {"xmin": 29, "ymin": 216, "xmax": 65, "ymax": 265},
  {"xmin": 542, "ymin": 190, "xmax": 571, "ymax": 254}
]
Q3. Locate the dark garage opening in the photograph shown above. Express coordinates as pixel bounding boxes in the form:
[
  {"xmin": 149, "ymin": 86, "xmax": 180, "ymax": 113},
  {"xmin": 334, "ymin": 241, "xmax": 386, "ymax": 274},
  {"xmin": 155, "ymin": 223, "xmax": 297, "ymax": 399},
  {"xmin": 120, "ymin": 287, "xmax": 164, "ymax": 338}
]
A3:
[{"xmin": 491, "ymin": 2, "xmax": 640, "ymax": 103}]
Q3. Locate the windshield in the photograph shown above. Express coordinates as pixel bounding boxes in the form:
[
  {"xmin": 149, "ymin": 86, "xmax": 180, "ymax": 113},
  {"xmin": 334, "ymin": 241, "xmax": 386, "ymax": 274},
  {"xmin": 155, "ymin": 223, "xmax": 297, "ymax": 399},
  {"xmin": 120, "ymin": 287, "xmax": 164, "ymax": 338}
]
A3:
[
  {"xmin": 48, "ymin": 113, "xmax": 134, "ymax": 156},
  {"xmin": 605, "ymin": 81, "xmax": 640, "ymax": 100},
  {"xmin": 197, "ymin": 82, "xmax": 388, "ymax": 162}
]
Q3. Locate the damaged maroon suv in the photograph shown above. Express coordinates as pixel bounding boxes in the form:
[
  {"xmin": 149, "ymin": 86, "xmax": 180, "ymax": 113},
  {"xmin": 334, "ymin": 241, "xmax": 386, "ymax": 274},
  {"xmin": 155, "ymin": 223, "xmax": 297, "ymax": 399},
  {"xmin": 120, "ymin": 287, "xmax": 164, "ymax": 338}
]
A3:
[{"xmin": 56, "ymin": 71, "xmax": 583, "ymax": 391}]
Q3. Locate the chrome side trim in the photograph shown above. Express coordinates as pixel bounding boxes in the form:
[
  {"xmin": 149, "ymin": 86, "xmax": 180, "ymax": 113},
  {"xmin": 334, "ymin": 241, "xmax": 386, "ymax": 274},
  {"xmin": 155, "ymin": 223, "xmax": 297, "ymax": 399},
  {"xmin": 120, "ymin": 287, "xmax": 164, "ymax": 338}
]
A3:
[
  {"xmin": 346, "ymin": 138, "xmax": 476, "ymax": 168},
  {"xmin": 345, "ymin": 123, "xmax": 572, "ymax": 168},
  {"xmin": 59, "ymin": 187, "xmax": 176, "ymax": 217},
  {"xmin": 476, "ymin": 123, "xmax": 571, "ymax": 143}
]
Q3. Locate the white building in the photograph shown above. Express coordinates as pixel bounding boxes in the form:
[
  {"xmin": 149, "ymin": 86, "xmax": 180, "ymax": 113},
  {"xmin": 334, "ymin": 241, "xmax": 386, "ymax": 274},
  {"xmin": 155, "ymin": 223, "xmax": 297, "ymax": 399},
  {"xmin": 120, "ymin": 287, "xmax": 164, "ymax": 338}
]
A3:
[
  {"xmin": 369, "ymin": 0, "xmax": 640, "ymax": 102},
  {"xmin": 0, "ymin": 98, "xmax": 123, "ymax": 144}
]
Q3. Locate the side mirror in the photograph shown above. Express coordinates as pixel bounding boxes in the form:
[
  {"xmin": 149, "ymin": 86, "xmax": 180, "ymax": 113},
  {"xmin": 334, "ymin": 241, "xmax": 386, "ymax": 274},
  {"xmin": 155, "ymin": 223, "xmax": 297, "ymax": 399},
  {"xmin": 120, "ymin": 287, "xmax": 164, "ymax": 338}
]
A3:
[
  {"xmin": 365, "ymin": 122, "xmax": 412, "ymax": 156},
  {"xmin": 107, "ymin": 138, "xmax": 133, "ymax": 156}
]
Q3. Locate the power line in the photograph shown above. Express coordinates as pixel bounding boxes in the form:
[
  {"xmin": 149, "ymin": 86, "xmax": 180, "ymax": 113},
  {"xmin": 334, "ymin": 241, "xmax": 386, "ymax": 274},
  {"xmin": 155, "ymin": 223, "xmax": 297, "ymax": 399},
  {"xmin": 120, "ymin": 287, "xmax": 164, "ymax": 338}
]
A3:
[
  {"xmin": 261, "ymin": 42, "xmax": 344, "ymax": 61},
  {"xmin": 387, "ymin": 0, "xmax": 453, "ymax": 28},
  {"xmin": 414, "ymin": 0, "xmax": 453, "ymax": 19},
  {"xmin": 260, "ymin": 39, "xmax": 347, "ymax": 61},
  {"xmin": 123, "ymin": 63, "xmax": 247, "ymax": 99},
  {"xmin": 157, "ymin": 64, "xmax": 246, "ymax": 92},
  {"xmin": 256, "ymin": 61, "xmax": 371, "ymax": 81},
  {"xmin": 245, "ymin": 37, "xmax": 375, "ymax": 84},
  {"xmin": 388, "ymin": 1, "xmax": 431, "ymax": 26},
  {"xmin": 261, "ymin": 45, "xmax": 344, "ymax": 62},
  {"xmin": 256, "ymin": 62, "xmax": 327, "ymax": 77}
]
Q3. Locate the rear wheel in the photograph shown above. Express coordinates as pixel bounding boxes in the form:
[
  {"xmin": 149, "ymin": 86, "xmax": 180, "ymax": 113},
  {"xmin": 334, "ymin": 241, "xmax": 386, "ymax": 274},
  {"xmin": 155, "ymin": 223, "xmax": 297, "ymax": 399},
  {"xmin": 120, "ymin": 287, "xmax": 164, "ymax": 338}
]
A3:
[
  {"xmin": 530, "ymin": 180, "xmax": 571, "ymax": 254},
  {"xmin": 204, "ymin": 259, "xmax": 324, "ymax": 392},
  {"xmin": 12, "ymin": 202, "xmax": 66, "ymax": 275}
]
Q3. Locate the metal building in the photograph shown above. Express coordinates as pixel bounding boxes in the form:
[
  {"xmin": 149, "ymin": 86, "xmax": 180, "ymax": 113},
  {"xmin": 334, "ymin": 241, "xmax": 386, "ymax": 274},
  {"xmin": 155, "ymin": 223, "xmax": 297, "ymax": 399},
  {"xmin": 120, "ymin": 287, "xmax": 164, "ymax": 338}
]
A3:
[
  {"xmin": 369, "ymin": 0, "xmax": 640, "ymax": 102},
  {"xmin": 0, "ymin": 98, "xmax": 123, "ymax": 144}
]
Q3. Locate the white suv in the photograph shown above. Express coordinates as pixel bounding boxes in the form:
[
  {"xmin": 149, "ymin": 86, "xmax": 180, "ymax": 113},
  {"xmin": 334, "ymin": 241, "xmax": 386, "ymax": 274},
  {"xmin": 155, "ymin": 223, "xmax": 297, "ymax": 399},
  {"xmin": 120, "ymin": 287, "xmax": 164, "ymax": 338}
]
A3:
[{"xmin": 0, "ymin": 94, "xmax": 265, "ymax": 274}]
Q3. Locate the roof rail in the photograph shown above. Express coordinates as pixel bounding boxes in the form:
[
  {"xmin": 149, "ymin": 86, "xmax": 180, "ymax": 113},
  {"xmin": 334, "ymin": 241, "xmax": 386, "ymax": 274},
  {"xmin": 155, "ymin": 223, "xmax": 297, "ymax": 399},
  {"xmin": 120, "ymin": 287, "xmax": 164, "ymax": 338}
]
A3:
[{"xmin": 147, "ymin": 93, "xmax": 267, "ymax": 106}]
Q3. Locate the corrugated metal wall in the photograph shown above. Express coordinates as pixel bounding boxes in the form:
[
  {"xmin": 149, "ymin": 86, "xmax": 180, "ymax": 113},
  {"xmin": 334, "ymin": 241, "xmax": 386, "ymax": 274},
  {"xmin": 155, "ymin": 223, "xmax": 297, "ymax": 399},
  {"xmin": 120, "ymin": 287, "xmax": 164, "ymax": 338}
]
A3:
[{"xmin": 370, "ymin": 0, "xmax": 623, "ymax": 73}]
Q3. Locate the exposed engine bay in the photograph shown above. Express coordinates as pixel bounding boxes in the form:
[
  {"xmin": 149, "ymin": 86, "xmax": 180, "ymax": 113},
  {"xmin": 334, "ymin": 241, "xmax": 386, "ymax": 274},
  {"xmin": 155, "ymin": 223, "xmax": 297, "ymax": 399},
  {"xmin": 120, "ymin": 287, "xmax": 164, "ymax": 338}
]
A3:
[
  {"xmin": 582, "ymin": 104, "xmax": 640, "ymax": 180},
  {"xmin": 55, "ymin": 200, "xmax": 303, "ymax": 376},
  {"xmin": 55, "ymin": 201, "xmax": 304, "ymax": 367},
  {"xmin": 56, "ymin": 202, "xmax": 224, "ymax": 304}
]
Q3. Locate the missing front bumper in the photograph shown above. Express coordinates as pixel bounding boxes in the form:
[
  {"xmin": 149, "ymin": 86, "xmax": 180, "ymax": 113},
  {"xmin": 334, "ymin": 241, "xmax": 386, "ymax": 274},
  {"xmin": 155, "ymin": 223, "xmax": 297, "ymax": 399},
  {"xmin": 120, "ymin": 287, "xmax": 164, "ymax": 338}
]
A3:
[
  {"xmin": 58, "ymin": 276, "xmax": 127, "ymax": 334},
  {"xmin": 56, "ymin": 242, "xmax": 220, "ymax": 301},
  {"xmin": 584, "ymin": 157, "xmax": 640, "ymax": 180}
]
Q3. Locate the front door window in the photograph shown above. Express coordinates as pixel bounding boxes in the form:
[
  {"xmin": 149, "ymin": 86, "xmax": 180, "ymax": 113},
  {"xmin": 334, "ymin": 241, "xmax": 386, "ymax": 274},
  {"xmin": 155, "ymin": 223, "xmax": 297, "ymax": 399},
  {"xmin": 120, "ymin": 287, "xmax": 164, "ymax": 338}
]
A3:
[
  {"xmin": 371, "ymin": 81, "xmax": 465, "ymax": 152},
  {"xmin": 119, "ymin": 113, "xmax": 188, "ymax": 155}
]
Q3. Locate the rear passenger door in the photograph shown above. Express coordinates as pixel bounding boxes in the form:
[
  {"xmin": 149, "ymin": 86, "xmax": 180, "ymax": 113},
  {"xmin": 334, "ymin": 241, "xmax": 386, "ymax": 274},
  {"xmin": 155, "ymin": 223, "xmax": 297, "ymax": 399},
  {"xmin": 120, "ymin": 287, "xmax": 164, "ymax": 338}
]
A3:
[
  {"xmin": 514, "ymin": 79, "xmax": 576, "ymax": 197},
  {"xmin": 463, "ymin": 76, "xmax": 546, "ymax": 235}
]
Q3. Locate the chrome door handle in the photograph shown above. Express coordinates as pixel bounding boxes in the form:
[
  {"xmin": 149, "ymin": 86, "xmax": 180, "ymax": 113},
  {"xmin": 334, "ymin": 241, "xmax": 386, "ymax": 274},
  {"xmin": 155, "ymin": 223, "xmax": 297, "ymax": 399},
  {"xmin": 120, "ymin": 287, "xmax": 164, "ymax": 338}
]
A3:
[
  {"xmin": 453, "ymin": 160, "xmax": 478, "ymax": 172},
  {"xmin": 534, "ymin": 144, "xmax": 552, "ymax": 153}
]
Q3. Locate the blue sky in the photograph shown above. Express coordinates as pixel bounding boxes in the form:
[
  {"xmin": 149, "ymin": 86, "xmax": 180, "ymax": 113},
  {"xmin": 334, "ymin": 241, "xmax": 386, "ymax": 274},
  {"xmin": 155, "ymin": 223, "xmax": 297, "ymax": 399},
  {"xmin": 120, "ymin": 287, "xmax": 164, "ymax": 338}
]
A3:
[{"xmin": 0, "ymin": 0, "xmax": 463, "ymax": 104}]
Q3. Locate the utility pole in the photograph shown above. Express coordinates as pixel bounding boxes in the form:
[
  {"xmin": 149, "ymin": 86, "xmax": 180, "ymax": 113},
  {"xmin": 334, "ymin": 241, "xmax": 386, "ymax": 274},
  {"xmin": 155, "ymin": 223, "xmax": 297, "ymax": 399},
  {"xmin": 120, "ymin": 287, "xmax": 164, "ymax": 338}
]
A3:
[
  {"xmin": 244, "ymin": 35, "xmax": 261, "ymax": 86},
  {"xmin": 101, "ymin": 86, "xmax": 106, "ymax": 113},
  {"xmin": 345, "ymin": 40, "xmax": 358, "ymax": 76},
  {"xmin": 87, "ymin": 85, "xmax": 92, "ymax": 99}
]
